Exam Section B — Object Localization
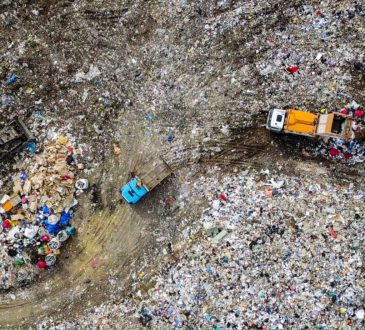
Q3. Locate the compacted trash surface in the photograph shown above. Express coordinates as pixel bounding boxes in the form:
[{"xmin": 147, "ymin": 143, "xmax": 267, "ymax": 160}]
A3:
[
  {"xmin": 39, "ymin": 166, "xmax": 365, "ymax": 329},
  {"xmin": 0, "ymin": 0, "xmax": 365, "ymax": 328}
]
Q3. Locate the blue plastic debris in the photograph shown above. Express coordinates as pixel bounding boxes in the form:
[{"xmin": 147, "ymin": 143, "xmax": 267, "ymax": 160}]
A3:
[
  {"xmin": 66, "ymin": 227, "xmax": 76, "ymax": 235},
  {"xmin": 6, "ymin": 74, "xmax": 17, "ymax": 85},
  {"xmin": 25, "ymin": 141, "xmax": 37, "ymax": 154},
  {"xmin": 42, "ymin": 205, "xmax": 50, "ymax": 216},
  {"xmin": 1, "ymin": 94, "xmax": 12, "ymax": 107},
  {"xmin": 45, "ymin": 221, "xmax": 61, "ymax": 236},
  {"xmin": 59, "ymin": 211, "xmax": 72, "ymax": 226},
  {"xmin": 145, "ymin": 111, "xmax": 154, "ymax": 122},
  {"xmin": 165, "ymin": 134, "xmax": 174, "ymax": 142},
  {"xmin": 221, "ymin": 256, "xmax": 229, "ymax": 264},
  {"xmin": 20, "ymin": 170, "xmax": 28, "ymax": 181}
]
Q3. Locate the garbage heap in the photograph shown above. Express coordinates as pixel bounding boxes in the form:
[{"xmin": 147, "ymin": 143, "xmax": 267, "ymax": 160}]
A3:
[
  {"xmin": 0, "ymin": 135, "xmax": 82, "ymax": 290},
  {"xmin": 53, "ymin": 167, "xmax": 365, "ymax": 329},
  {"xmin": 315, "ymin": 101, "xmax": 365, "ymax": 163}
]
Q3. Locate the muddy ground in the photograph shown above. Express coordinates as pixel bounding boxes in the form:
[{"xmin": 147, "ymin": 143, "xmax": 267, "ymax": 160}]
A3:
[{"xmin": 0, "ymin": 0, "xmax": 364, "ymax": 327}]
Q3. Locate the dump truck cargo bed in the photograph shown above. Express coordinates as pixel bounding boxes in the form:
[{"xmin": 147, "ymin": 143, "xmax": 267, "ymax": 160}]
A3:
[
  {"xmin": 316, "ymin": 112, "xmax": 354, "ymax": 139},
  {"xmin": 138, "ymin": 158, "xmax": 172, "ymax": 191}
]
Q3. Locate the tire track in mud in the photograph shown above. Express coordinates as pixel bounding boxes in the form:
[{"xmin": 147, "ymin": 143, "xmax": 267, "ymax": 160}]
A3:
[{"xmin": 0, "ymin": 206, "xmax": 138, "ymax": 327}]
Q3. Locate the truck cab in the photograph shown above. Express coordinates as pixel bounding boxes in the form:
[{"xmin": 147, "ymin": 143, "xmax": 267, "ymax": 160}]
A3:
[
  {"xmin": 120, "ymin": 177, "xmax": 149, "ymax": 204},
  {"xmin": 266, "ymin": 109, "xmax": 286, "ymax": 132}
]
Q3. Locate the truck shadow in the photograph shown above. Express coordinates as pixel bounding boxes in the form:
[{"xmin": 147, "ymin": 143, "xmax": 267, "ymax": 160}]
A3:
[{"xmin": 270, "ymin": 131, "xmax": 319, "ymax": 160}]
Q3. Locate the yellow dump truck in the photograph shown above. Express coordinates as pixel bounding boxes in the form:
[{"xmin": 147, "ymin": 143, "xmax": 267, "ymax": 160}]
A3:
[{"xmin": 266, "ymin": 109, "xmax": 355, "ymax": 140}]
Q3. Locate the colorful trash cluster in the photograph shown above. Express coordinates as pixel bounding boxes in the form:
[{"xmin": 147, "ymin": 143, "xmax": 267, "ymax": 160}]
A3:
[
  {"xmin": 315, "ymin": 101, "xmax": 365, "ymax": 163},
  {"xmin": 0, "ymin": 135, "xmax": 83, "ymax": 289}
]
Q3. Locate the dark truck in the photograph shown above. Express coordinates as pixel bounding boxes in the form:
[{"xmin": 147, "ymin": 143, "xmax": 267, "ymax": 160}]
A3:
[{"xmin": 0, "ymin": 118, "xmax": 35, "ymax": 160}]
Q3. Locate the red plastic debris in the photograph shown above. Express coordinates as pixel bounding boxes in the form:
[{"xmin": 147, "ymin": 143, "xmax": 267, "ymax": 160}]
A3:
[
  {"xmin": 167, "ymin": 197, "xmax": 175, "ymax": 206},
  {"xmin": 37, "ymin": 260, "xmax": 47, "ymax": 269},
  {"xmin": 287, "ymin": 66, "xmax": 299, "ymax": 74},
  {"xmin": 90, "ymin": 258, "xmax": 100, "ymax": 269},
  {"xmin": 316, "ymin": 10, "xmax": 322, "ymax": 16},
  {"xmin": 329, "ymin": 148, "xmax": 340, "ymax": 157},
  {"xmin": 328, "ymin": 226, "xmax": 337, "ymax": 239},
  {"xmin": 2, "ymin": 220, "xmax": 11, "ymax": 228},
  {"xmin": 220, "ymin": 193, "xmax": 228, "ymax": 201},
  {"xmin": 61, "ymin": 175, "xmax": 72, "ymax": 181},
  {"xmin": 41, "ymin": 235, "xmax": 50, "ymax": 242},
  {"xmin": 340, "ymin": 108, "xmax": 349, "ymax": 115},
  {"xmin": 343, "ymin": 152, "xmax": 353, "ymax": 159},
  {"xmin": 67, "ymin": 146, "xmax": 73, "ymax": 154},
  {"xmin": 354, "ymin": 109, "xmax": 364, "ymax": 118}
]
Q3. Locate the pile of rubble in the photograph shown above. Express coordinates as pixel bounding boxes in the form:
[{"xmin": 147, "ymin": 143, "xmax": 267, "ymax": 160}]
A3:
[
  {"xmin": 41, "ymin": 167, "xmax": 365, "ymax": 329},
  {"xmin": 0, "ymin": 135, "xmax": 84, "ymax": 290}
]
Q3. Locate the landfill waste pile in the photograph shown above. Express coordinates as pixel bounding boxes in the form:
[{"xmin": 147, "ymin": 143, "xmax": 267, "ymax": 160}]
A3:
[
  {"xmin": 40, "ymin": 167, "xmax": 365, "ymax": 329},
  {"xmin": 0, "ymin": 134, "xmax": 84, "ymax": 290},
  {"xmin": 1, "ymin": 0, "xmax": 365, "ymax": 327},
  {"xmin": 1, "ymin": 0, "xmax": 365, "ymax": 146}
]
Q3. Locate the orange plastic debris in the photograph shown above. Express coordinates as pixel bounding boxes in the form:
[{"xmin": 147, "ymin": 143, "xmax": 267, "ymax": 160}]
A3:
[{"xmin": 2, "ymin": 201, "xmax": 13, "ymax": 212}]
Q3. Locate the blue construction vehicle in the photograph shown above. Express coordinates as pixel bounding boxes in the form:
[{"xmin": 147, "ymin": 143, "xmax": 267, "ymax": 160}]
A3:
[{"xmin": 120, "ymin": 158, "xmax": 172, "ymax": 204}]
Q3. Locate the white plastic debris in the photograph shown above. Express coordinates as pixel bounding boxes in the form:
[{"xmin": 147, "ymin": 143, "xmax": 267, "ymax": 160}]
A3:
[
  {"xmin": 356, "ymin": 309, "xmax": 364, "ymax": 320},
  {"xmin": 24, "ymin": 226, "xmax": 39, "ymax": 239},
  {"xmin": 75, "ymin": 179, "xmax": 89, "ymax": 190},
  {"xmin": 74, "ymin": 65, "xmax": 101, "ymax": 82}
]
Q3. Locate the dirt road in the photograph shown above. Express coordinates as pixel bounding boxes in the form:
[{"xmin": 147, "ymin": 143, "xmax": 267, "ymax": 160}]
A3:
[{"xmin": 0, "ymin": 126, "xmax": 174, "ymax": 327}]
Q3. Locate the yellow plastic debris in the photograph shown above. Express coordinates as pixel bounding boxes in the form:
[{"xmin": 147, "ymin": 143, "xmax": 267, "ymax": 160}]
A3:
[
  {"xmin": 339, "ymin": 308, "xmax": 346, "ymax": 315},
  {"xmin": 58, "ymin": 135, "xmax": 68, "ymax": 145},
  {"xmin": 113, "ymin": 143, "xmax": 122, "ymax": 155}
]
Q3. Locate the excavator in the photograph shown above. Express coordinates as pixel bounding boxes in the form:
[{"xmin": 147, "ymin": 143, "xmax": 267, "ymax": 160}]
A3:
[{"xmin": 0, "ymin": 118, "xmax": 35, "ymax": 160}]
